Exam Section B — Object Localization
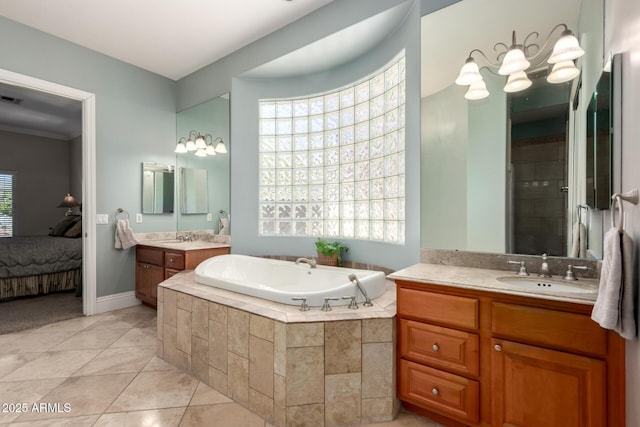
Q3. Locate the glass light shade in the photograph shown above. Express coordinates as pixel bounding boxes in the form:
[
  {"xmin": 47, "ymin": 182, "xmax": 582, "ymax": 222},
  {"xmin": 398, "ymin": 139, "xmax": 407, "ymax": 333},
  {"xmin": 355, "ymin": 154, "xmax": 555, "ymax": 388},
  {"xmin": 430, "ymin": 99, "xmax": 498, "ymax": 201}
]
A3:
[
  {"xmin": 504, "ymin": 71, "xmax": 532, "ymax": 93},
  {"xmin": 546, "ymin": 61, "xmax": 580, "ymax": 84},
  {"xmin": 186, "ymin": 139, "xmax": 196, "ymax": 151},
  {"xmin": 499, "ymin": 48, "xmax": 530, "ymax": 75},
  {"xmin": 205, "ymin": 144, "xmax": 217, "ymax": 156},
  {"xmin": 215, "ymin": 140, "xmax": 227, "ymax": 154},
  {"xmin": 195, "ymin": 148, "xmax": 207, "ymax": 157},
  {"xmin": 195, "ymin": 135, "xmax": 207, "ymax": 149},
  {"xmin": 548, "ymin": 32, "xmax": 584, "ymax": 64},
  {"xmin": 175, "ymin": 141, "xmax": 187, "ymax": 153},
  {"xmin": 464, "ymin": 80, "xmax": 490, "ymax": 100},
  {"xmin": 455, "ymin": 59, "xmax": 483, "ymax": 85}
]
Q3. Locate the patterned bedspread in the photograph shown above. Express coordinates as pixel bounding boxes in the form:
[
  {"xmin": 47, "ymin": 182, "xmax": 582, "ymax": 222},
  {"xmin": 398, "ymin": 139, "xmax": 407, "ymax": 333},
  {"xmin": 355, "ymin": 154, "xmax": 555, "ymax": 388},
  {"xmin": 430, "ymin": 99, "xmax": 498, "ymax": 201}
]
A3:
[{"xmin": 0, "ymin": 236, "xmax": 82, "ymax": 279}]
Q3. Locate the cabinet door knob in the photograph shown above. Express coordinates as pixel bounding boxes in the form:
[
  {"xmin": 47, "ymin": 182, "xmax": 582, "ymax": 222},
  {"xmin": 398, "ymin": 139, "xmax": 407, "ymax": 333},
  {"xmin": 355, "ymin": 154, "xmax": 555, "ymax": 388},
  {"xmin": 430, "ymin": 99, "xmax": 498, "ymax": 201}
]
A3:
[
  {"xmin": 494, "ymin": 344, "xmax": 502, "ymax": 352},
  {"xmin": 431, "ymin": 387, "xmax": 439, "ymax": 396},
  {"xmin": 169, "ymin": 258, "xmax": 174, "ymax": 262},
  {"xmin": 432, "ymin": 344, "xmax": 439, "ymax": 352}
]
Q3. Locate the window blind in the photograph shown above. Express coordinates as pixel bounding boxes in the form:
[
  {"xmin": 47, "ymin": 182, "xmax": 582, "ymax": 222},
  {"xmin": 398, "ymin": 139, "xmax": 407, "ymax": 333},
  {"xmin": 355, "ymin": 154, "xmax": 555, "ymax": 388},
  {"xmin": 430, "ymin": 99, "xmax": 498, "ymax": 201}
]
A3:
[{"xmin": 0, "ymin": 172, "xmax": 14, "ymax": 237}]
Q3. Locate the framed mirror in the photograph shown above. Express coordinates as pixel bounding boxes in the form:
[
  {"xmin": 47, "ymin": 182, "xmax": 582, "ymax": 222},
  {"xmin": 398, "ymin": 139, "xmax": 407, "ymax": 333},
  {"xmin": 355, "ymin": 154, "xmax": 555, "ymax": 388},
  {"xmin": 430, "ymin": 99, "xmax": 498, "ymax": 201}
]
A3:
[
  {"xmin": 180, "ymin": 167, "xmax": 208, "ymax": 214},
  {"xmin": 141, "ymin": 162, "xmax": 174, "ymax": 214}
]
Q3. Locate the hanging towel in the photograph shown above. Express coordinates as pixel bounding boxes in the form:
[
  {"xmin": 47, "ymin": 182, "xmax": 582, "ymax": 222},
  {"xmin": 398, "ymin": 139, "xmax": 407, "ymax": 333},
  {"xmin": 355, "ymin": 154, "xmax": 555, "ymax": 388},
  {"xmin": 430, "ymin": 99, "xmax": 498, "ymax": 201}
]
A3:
[
  {"xmin": 591, "ymin": 227, "xmax": 636, "ymax": 339},
  {"xmin": 569, "ymin": 221, "xmax": 587, "ymax": 258},
  {"xmin": 115, "ymin": 219, "xmax": 139, "ymax": 250},
  {"xmin": 218, "ymin": 218, "xmax": 229, "ymax": 236}
]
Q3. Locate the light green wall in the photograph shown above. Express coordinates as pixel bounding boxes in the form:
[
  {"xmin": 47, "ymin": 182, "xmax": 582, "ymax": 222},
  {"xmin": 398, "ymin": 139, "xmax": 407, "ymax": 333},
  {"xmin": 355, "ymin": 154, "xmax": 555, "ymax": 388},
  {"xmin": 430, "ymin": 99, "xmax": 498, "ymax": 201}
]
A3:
[{"xmin": 0, "ymin": 17, "xmax": 177, "ymax": 297}]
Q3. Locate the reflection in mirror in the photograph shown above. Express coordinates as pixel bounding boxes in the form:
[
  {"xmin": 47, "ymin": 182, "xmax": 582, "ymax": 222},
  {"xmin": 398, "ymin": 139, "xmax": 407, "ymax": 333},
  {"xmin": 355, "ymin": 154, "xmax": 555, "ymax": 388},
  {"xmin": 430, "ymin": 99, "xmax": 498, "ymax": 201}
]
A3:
[
  {"xmin": 141, "ymin": 162, "xmax": 174, "ymax": 214},
  {"xmin": 586, "ymin": 67, "xmax": 612, "ymax": 209},
  {"xmin": 180, "ymin": 168, "xmax": 208, "ymax": 214},
  {"xmin": 176, "ymin": 94, "xmax": 230, "ymax": 233},
  {"xmin": 420, "ymin": 0, "xmax": 605, "ymax": 258}
]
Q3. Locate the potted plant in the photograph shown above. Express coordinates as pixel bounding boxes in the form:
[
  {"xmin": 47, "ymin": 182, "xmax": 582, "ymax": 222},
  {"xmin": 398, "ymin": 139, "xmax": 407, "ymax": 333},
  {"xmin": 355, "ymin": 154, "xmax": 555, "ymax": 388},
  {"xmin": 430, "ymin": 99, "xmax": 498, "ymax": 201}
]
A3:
[{"xmin": 315, "ymin": 238, "xmax": 349, "ymax": 266}]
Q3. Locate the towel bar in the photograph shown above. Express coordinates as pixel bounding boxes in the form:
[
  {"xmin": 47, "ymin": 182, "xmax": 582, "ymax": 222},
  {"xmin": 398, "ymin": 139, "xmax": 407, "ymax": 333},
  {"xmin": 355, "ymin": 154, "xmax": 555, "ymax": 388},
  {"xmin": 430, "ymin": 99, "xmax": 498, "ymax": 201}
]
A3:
[
  {"xmin": 611, "ymin": 189, "xmax": 639, "ymax": 232},
  {"xmin": 113, "ymin": 208, "xmax": 130, "ymax": 221}
]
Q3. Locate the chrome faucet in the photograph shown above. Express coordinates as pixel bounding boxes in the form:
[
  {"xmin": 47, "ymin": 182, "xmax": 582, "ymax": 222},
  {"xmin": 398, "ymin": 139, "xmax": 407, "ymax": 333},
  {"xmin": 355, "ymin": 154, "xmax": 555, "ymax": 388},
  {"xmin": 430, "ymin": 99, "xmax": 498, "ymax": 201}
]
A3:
[
  {"xmin": 539, "ymin": 253, "xmax": 552, "ymax": 277},
  {"xmin": 563, "ymin": 265, "xmax": 588, "ymax": 281},
  {"xmin": 507, "ymin": 260, "xmax": 529, "ymax": 276},
  {"xmin": 295, "ymin": 257, "xmax": 317, "ymax": 269},
  {"xmin": 348, "ymin": 274, "xmax": 373, "ymax": 307}
]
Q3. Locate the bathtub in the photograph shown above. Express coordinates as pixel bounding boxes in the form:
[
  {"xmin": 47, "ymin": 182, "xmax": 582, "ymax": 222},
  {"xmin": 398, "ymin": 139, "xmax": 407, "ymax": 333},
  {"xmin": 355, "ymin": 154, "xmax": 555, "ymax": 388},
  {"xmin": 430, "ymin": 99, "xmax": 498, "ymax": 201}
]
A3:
[{"xmin": 194, "ymin": 254, "xmax": 387, "ymax": 307}]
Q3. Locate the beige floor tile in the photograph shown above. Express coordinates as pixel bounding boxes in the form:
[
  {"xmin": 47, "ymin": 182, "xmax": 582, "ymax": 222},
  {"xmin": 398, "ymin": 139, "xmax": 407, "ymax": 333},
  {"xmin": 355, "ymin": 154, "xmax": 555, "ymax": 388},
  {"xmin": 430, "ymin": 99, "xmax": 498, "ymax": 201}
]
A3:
[
  {"xmin": 0, "ymin": 378, "xmax": 65, "ymax": 423},
  {"xmin": 0, "ymin": 352, "xmax": 42, "ymax": 379},
  {"xmin": 107, "ymin": 369, "xmax": 199, "ymax": 412},
  {"xmin": 86, "ymin": 309, "xmax": 155, "ymax": 331},
  {"xmin": 108, "ymin": 327, "xmax": 157, "ymax": 348},
  {"xmin": 1, "ymin": 349, "xmax": 101, "ymax": 382},
  {"xmin": 0, "ymin": 331, "xmax": 77, "ymax": 355},
  {"xmin": 26, "ymin": 316, "xmax": 102, "ymax": 334},
  {"xmin": 7, "ymin": 414, "xmax": 100, "ymax": 426},
  {"xmin": 360, "ymin": 409, "xmax": 440, "ymax": 427},
  {"xmin": 93, "ymin": 407, "xmax": 186, "ymax": 427},
  {"xmin": 189, "ymin": 382, "xmax": 233, "ymax": 406},
  {"xmin": 52, "ymin": 328, "xmax": 130, "ymax": 351},
  {"xmin": 14, "ymin": 373, "xmax": 136, "ymax": 422},
  {"xmin": 142, "ymin": 356, "xmax": 179, "ymax": 372},
  {"xmin": 72, "ymin": 346, "xmax": 157, "ymax": 376},
  {"xmin": 179, "ymin": 402, "xmax": 264, "ymax": 427}
]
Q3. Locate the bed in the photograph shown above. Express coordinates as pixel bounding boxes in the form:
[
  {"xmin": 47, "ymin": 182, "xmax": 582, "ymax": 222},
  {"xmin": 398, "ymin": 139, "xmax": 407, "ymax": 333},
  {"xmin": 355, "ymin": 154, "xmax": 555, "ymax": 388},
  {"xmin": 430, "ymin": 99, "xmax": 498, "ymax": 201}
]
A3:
[{"xmin": 0, "ymin": 217, "xmax": 83, "ymax": 300}]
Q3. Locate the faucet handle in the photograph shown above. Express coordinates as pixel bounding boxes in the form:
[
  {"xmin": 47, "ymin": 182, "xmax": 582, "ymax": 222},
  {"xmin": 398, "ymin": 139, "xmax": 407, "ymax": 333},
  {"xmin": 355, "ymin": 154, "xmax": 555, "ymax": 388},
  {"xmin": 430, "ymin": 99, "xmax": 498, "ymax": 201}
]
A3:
[
  {"xmin": 507, "ymin": 260, "xmax": 529, "ymax": 276},
  {"xmin": 291, "ymin": 297, "xmax": 310, "ymax": 311},
  {"xmin": 564, "ymin": 265, "xmax": 588, "ymax": 281},
  {"xmin": 321, "ymin": 297, "xmax": 340, "ymax": 312},
  {"xmin": 342, "ymin": 296, "xmax": 358, "ymax": 309}
]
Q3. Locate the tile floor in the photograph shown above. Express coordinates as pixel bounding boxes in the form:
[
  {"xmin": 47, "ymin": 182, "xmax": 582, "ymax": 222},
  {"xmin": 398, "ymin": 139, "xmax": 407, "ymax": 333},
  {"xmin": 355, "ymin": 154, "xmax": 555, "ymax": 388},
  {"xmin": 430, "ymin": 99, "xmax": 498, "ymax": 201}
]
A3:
[{"xmin": 0, "ymin": 305, "xmax": 441, "ymax": 427}]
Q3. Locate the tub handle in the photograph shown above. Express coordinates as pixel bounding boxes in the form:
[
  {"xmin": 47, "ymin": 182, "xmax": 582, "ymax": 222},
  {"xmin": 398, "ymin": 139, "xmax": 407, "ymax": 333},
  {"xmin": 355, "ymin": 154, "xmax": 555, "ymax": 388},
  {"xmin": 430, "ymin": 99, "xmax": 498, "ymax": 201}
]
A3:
[
  {"xmin": 291, "ymin": 297, "xmax": 310, "ymax": 311},
  {"xmin": 342, "ymin": 296, "xmax": 358, "ymax": 309},
  {"xmin": 321, "ymin": 297, "xmax": 340, "ymax": 312}
]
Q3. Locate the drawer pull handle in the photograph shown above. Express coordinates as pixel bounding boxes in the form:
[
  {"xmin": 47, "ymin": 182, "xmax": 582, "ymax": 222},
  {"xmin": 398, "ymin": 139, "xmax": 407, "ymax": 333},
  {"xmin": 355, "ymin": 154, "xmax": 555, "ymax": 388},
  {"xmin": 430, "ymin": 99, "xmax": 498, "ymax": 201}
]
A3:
[
  {"xmin": 432, "ymin": 344, "xmax": 439, "ymax": 352},
  {"xmin": 431, "ymin": 387, "xmax": 439, "ymax": 396},
  {"xmin": 169, "ymin": 258, "xmax": 174, "ymax": 262},
  {"xmin": 494, "ymin": 344, "xmax": 502, "ymax": 352}
]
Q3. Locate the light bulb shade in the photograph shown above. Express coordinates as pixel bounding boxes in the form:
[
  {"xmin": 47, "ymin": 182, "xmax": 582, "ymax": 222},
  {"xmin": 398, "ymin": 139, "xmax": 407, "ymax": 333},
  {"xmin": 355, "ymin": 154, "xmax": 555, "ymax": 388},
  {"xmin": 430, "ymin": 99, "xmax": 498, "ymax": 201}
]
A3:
[
  {"xmin": 57, "ymin": 194, "xmax": 79, "ymax": 208},
  {"xmin": 546, "ymin": 61, "xmax": 580, "ymax": 84},
  {"xmin": 504, "ymin": 71, "xmax": 532, "ymax": 93},
  {"xmin": 175, "ymin": 141, "xmax": 187, "ymax": 153},
  {"xmin": 548, "ymin": 32, "xmax": 584, "ymax": 64},
  {"xmin": 464, "ymin": 80, "xmax": 490, "ymax": 100},
  {"xmin": 195, "ymin": 136, "xmax": 207, "ymax": 149},
  {"xmin": 205, "ymin": 144, "xmax": 217, "ymax": 156},
  {"xmin": 195, "ymin": 148, "xmax": 207, "ymax": 157},
  {"xmin": 186, "ymin": 139, "xmax": 196, "ymax": 151},
  {"xmin": 455, "ymin": 58, "xmax": 483, "ymax": 86},
  {"xmin": 499, "ymin": 48, "xmax": 530, "ymax": 75},
  {"xmin": 215, "ymin": 140, "xmax": 227, "ymax": 154}
]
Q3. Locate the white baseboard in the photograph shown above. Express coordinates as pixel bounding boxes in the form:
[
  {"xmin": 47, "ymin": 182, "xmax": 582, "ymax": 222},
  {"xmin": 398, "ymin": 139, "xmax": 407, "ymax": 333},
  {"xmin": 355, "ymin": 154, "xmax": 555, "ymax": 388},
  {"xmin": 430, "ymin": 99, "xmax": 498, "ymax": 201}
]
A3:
[{"xmin": 95, "ymin": 291, "xmax": 141, "ymax": 314}]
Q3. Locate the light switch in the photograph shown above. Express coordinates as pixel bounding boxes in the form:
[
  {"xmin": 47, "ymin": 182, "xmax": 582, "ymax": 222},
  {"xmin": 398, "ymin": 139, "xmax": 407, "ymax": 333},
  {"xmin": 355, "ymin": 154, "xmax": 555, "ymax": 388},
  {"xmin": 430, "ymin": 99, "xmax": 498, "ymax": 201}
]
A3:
[
  {"xmin": 96, "ymin": 214, "xmax": 109, "ymax": 224},
  {"xmin": 207, "ymin": 213, "xmax": 213, "ymax": 222},
  {"xmin": 136, "ymin": 213, "xmax": 143, "ymax": 223}
]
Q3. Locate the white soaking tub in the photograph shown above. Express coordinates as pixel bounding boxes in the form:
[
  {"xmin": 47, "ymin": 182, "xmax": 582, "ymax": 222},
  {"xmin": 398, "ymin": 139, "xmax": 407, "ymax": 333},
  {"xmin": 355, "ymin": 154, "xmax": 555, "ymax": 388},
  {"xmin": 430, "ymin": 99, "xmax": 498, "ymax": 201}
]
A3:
[{"xmin": 194, "ymin": 254, "xmax": 387, "ymax": 307}]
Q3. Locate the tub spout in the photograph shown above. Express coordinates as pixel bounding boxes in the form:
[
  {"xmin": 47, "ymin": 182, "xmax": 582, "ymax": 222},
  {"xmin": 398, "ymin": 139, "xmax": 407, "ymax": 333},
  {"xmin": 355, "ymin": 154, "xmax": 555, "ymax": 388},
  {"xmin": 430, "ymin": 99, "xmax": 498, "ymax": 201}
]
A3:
[
  {"xmin": 349, "ymin": 274, "xmax": 373, "ymax": 307},
  {"xmin": 295, "ymin": 257, "xmax": 317, "ymax": 268}
]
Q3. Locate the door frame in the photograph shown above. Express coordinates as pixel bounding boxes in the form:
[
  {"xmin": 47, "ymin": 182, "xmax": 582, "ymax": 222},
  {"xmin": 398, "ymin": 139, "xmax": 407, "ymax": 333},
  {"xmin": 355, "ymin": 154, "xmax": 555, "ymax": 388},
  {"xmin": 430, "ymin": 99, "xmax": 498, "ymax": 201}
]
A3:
[{"xmin": 0, "ymin": 68, "xmax": 97, "ymax": 315}]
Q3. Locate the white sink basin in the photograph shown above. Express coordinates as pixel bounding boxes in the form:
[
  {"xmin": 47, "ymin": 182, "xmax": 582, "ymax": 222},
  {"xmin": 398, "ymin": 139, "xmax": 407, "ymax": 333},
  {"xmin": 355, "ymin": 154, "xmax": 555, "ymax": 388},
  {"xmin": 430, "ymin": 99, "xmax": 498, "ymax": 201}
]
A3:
[{"xmin": 497, "ymin": 277, "xmax": 596, "ymax": 294}]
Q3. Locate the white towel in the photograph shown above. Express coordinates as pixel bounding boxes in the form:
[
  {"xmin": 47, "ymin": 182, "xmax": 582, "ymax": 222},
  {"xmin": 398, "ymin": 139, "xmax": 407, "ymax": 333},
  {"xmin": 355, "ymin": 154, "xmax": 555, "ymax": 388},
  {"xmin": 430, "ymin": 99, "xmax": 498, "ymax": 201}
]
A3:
[
  {"xmin": 569, "ymin": 222, "xmax": 586, "ymax": 258},
  {"xmin": 591, "ymin": 227, "xmax": 636, "ymax": 339},
  {"xmin": 114, "ymin": 219, "xmax": 139, "ymax": 250},
  {"xmin": 218, "ymin": 218, "xmax": 229, "ymax": 235}
]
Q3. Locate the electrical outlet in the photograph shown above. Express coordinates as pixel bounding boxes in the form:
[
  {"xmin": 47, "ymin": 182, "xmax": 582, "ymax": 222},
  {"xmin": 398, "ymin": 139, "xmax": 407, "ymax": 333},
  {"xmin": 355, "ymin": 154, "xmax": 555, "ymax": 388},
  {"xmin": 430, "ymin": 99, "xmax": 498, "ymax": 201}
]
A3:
[
  {"xmin": 207, "ymin": 213, "xmax": 213, "ymax": 222},
  {"xmin": 136, "ymin": 213, "xmax": 143, "ymax": 223},
  {"xmin": 96, "ymin": 214, "xmax": 109, "ymax": 224}
]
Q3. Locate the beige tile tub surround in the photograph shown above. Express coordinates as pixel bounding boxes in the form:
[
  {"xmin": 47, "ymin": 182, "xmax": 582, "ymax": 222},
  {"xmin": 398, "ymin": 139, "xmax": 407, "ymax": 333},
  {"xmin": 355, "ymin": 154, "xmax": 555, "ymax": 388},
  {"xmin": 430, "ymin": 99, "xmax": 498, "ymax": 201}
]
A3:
[{"xmin": 159, "ymin": 273, "xmax": 398, "ymax": 427}]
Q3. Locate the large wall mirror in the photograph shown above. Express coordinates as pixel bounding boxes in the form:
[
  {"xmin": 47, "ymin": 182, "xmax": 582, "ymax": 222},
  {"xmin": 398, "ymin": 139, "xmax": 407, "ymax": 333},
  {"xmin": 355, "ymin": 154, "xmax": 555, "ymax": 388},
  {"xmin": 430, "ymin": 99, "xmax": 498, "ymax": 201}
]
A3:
[
  {"xmin": 420, "ymin": 0, "xmax": 606, "ymax": 258},
  {"xmin": 176, "ymin": 94, "xmax": 230, "ymax": 233},
  {"xmin": 141, "ymin": 162, "xmax": 174, "ymax": 214}
]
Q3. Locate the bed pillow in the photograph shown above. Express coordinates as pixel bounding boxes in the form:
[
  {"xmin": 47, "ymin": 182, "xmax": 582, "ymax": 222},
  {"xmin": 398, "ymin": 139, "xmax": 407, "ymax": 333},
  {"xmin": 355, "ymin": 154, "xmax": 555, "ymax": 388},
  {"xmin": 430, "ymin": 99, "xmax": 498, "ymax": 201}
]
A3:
[
  {"xmin": 64, "ymin": 218, "xmax": 83, "ymax": 238},
  {"xmin": 49, "ymin": 216, "xmax": 80, "ymax": 237}
]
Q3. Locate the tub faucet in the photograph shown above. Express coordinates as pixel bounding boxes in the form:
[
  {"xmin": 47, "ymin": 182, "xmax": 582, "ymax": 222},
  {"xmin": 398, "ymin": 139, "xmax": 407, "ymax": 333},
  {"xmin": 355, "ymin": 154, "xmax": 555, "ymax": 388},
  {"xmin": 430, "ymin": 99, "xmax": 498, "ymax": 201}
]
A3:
[
  {"xmin": 295, "ymin": 257, "xmax": 317, "ymax": 269},
  {"xmin": 539, "ymin": 253, "xmax": 551, "ymax": 278},
  {"xmin": 348, "ymin": 274, "xmax": 373, "ymax": 307}
]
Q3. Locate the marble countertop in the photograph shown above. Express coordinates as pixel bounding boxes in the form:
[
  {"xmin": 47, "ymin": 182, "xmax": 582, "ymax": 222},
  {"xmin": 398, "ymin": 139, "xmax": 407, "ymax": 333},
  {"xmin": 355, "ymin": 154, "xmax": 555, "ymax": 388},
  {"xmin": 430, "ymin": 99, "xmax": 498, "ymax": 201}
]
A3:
[
  {"xmin": 388, "ymin": 263, "xmax": 599, "ymax": 305},
  {"xmin": 137, "ymin": 239, "xmax": 231, "ymax": 251}
]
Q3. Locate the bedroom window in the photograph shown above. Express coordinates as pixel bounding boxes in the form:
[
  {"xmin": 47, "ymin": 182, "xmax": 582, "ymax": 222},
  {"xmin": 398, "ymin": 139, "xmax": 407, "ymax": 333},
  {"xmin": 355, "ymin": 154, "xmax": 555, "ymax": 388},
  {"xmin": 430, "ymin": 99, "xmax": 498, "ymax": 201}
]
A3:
[
  {"xmin": 0, "ymin": 172, "xmax": 14, "ymax": 238},
  {"xmin": 258, "ymin": 52, "xmax": 405, "ymax": 243}
]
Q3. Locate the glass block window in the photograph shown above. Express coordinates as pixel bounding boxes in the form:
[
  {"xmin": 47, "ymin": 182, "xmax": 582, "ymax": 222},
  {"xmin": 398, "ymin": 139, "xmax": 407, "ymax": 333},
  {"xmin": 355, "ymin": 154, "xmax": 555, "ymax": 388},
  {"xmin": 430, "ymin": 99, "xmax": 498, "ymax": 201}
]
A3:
[{"xmin": 258, "ymin": 53, "xmax": 405, "ymax": 243}]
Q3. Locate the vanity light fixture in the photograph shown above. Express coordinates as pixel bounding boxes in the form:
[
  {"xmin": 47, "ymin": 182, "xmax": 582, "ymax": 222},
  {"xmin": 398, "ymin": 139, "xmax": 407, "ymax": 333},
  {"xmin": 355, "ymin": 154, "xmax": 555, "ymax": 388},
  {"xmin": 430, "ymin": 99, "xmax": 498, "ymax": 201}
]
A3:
[
  {"xmin": 175, "ymin": 131, "xmax": 227, "ymax": 157},
  {"xmin": 455, "ymin": 24, "xmax": 584, "ymax": 99}
]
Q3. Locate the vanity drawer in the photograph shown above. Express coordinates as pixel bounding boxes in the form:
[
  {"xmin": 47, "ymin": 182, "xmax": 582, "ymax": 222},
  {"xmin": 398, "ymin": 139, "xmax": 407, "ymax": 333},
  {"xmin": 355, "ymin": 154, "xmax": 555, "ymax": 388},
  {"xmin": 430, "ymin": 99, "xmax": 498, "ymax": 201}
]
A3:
[
  {"xmin": 164, "ymin": 252, "xmax": 185, "ymax": 270},
  {"xmin": 491, "ymin": 302, "xmax": 608, "ymax": 356},
  {"xmin": 399, "ymin": 359, "xmax": 479, "ymax": 424},
  {"xmin": 397, "ymin": 286, "xmax": 479, "ymax": 330},
  {"xmin": 137, "ymin": 247, "xmax": 164, "ymax": 266},
  {"xmin": 400, "ymin": 319, "xmax": 479, "ymax": 377}
]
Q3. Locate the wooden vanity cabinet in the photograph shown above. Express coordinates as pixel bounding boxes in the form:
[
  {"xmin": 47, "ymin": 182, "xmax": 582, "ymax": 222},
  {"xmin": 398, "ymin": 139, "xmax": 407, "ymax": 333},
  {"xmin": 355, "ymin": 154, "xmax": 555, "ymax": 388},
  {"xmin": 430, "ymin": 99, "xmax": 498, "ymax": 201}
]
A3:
[
  {"xmin": 396, "ymin": 280, "xmax": 625, "ymax": 427},
  {"xmin": 135, "ymin": 245, "xmax": 230, "ymax": 308}
]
